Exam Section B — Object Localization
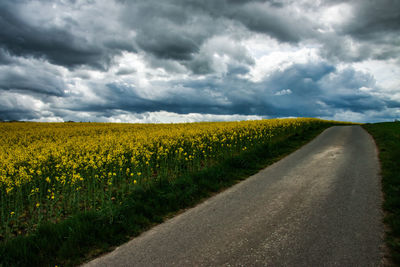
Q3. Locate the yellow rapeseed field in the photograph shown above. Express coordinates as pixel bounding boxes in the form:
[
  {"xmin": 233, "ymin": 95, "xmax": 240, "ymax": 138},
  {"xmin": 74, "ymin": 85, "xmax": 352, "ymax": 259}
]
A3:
[{"xmin": 0, "ymin": 118, "xmax": 327, "ymax": 238}]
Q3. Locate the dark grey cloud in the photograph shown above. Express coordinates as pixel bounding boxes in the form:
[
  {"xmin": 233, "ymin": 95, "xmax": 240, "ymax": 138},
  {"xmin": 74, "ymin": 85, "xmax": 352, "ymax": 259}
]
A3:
[
  {"xmin": 0, "ymin": 48, "xmax": 14, "ymax": 65},
  {"xmin": 255, "ymin": 62, "xmax": 386, "ymax": 117},
  {"xmin": 137, "ymin": 34, "xmax": 199, "ymax": 61},
  {"xmin": 0, "ymin": 60, "xmax": 66, "ymax": 96},
  {"xmin": 118, "ymin": 0, "xmax": 316, "ymax": 75},
  {"xmin": 226, "ymin": 2, "xmax": 315, "ymax": 43},
  {"xmin": 120, "ymin": 0, "xmax": 218, "ymax": 64},
  {"xmin": 319, "ymin": 0, "xmax": 400, "ymax": 63},
  {"xmin": 343, "ymin": 0, "xmax": 400, "ymax": 40},
  {"xmin": 0, "ymin": 91, "xmax": 50, "ymax": 121},
  {"xmin": 0, "ymin": 58, "xmax": 395, "ymax": 122},
  {"xmin": 0, "ymin": 1, "xmax": 135, "ymax": 70},
  {"xmin": 0, "ymin": 107, "xmax": 39, "ymax": 121},
  {"xmin": 46, "ymin": 61, "xmax": 387, "ymax": 121},
  {"xmin": 1, "ymin": 0, "xmax": 398, "ymax": 70},
  {"xmin": 317, "ymin": 67, "xmax": 386, "ymax": 112},
  {"xmin": 348, "ymin": 0, "xmax": 400, "ymax": 61},
  {"xmin": 116, "ymin": 68, "xmax": 136, "ymax": 76},
  {"xmin": 186, "ymin": 35, "xmax": 255, "ymax": 75},
  {"xmin": 0, "ymin": 0, "xmax": 398, "ymax": 123}
]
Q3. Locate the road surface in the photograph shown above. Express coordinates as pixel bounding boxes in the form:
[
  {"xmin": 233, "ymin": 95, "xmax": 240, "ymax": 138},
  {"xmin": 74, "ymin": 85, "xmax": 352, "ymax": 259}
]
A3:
[{"xmin": 85, "ymin": 126, "xmax": 384, "ymax": 266}]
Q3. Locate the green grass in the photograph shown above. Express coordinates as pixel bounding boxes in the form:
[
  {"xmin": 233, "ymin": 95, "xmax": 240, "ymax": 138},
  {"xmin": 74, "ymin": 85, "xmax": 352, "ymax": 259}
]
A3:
[
  {"xmin": 363, "ymin": 122, "xmax": 400, "ymax": 265},
  {"xmin": 0, "ymin": 122, "xmax": 334, "ymax": 266}
]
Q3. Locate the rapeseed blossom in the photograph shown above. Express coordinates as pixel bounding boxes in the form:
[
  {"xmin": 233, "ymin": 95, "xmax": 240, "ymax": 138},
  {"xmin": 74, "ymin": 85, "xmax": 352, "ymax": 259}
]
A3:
[{"xmin": 0, "ymin": 118, "xmax": 331, "ymax": 238}]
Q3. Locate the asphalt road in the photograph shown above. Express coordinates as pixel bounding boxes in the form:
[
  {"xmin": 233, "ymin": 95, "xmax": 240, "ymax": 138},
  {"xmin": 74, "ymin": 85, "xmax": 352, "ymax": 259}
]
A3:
[{"xmin": 85, "ymin": 126, "xmax": 384, "ymax": 266}]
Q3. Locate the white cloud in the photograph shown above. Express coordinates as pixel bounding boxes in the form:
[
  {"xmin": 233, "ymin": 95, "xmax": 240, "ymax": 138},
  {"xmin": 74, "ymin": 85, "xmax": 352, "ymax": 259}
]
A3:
[
  {"xmin": 322, "ymin": 110, "xmax": 367, "ymax": 123},
  {"xmin": 241, "ymin": 35, "xmax": 321, "ymax": 82},
  {"xmin": 0, "ymin": 0, "xmax": 399, "ymax": 123},
  {"xmin": 275, "ymin": 89, "xmax": 292, "ymax": 96},
  {"xmin": 319, "ymin": 3, "xmax": 354, "ymax": 30},
  {"xmin": 352, "ymin": 59, "xmax": 400, "ymax": 93},
  {"xmin": 83, "ymin": 111, "xmax": 264, "ymax": 124}
]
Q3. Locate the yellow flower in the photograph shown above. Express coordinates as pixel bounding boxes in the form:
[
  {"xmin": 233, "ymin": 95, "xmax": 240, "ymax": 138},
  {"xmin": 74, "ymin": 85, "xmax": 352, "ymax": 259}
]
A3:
[
  {"xmin": 10, "ymin": 211, "xmax": 15, "ymax": 216},
  {"xmin": 0, "ymin": 117, "xmax": 329, "ymax": 234}
]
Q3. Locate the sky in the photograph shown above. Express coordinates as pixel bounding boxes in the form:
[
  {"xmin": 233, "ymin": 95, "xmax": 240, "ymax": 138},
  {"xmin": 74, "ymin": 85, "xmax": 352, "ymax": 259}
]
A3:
[{"xmin": 0, "ymin": 0, "xmax": 399, "ymax": 123}]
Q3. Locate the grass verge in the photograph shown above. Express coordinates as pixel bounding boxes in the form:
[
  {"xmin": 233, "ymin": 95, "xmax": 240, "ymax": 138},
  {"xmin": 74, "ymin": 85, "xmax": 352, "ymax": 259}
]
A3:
[
  {"xmin": 0, "ymin": 123, "xmax": 334, "ymax": 266},
  {"xmin": 363, "ymin": 122, "xmax": 400, "ymax": 265}
]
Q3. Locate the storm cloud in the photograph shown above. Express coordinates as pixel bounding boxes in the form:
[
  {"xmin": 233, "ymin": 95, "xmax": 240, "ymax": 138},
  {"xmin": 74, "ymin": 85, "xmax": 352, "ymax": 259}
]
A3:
[
  {"xmin": 0, "ymin": 0, "xmax": 399, "ymax": 123},
  {"xmin": 0, "ymin": 1, "xmax": 135, "ymax": 69}
]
